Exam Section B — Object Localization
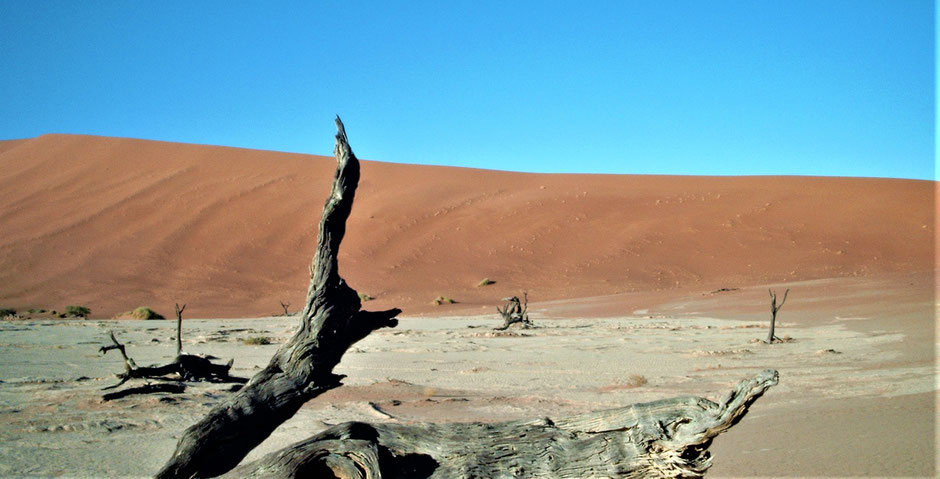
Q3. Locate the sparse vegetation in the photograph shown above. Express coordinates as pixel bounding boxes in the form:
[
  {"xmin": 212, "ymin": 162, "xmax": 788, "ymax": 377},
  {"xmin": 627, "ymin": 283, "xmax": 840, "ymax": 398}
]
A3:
[
  {"xmin": 358, "ymin": 292, "xmax": 374, "ymax": 302},
  {"xmin": 241, "ymin": 336, "xmax": 272, "ymax": 345},
  {"xmin": 624, "ymin": 374, "xmax": 648, "ymax": 388},
  {"xmin": 64, "ymin": 305, "xmax": 91, "ymax": 318},
  {"xmin": 27, "ymin": 308, "xmax": 46, "ymax": 314},
  {"xmin": 432, "ymin": 295, "xmax": 456, "ymax": 305},
  {"xmin": 477, "ymin": 278, "xmax": 495, "ymax": 287},
  {"xmin": 600, "ymin": 374, "xmax": 649, "ymax": 391},
  {"xmin": 117, "ymin": 306, "xmax": 165, "ymax": 320},
  {"xmin": 0, "ymin": 308, "xmax": 16, "ymax": 317}
]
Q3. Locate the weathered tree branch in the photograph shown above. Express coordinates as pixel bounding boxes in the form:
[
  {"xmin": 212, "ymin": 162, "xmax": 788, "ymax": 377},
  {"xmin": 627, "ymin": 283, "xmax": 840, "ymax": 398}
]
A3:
[
  {"xmin": 495, "ymin": 292, "xmax": 531, "ymax": 330},
  {"xmin": 227, "ymin": 370, "xmax": 779, "ymax": 478},
  {"xmin": 766, "ymin": 288, "xmax": 790, "ymax": 343},
  {"xmin": 102, "ymin": 382, "xmax": 186, "ymax": 401},
  {"xmin": 156, "ymin": 117, "xmax": 401, "ymax": 479}
]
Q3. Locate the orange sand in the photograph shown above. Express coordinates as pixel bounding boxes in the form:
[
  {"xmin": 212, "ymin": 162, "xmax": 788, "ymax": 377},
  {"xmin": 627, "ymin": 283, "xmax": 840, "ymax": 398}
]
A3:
[{"xmin": 0, "ymin": 134, "xmax": 934, "ymax": 318}]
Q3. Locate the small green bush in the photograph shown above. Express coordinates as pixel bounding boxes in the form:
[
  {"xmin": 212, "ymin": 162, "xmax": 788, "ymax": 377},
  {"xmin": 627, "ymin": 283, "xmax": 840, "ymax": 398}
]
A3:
[
  {"xmin": 0, "ymin": 308, "xmax": 16, "ymax": 317},
  {"xmin": 357, "ymin": 292, "xmax": 374, "ymax": 302},
  {"xmin": 121, "ymin": 306, "xmax": 165, "ymax": 320},
  {"xmin": 64, "ymin": 305, "xmax": 91, "ymax": 318},
  {"xmin": 476, "ymin": 278, "xmax": 496, "ymax": 287},
  {"xmin": 241, "ymin": 336, "xmax": 272, "ymax": 345},
  {"xmin": 26, "ymin": 308, "xmax": 46, "ymax": 314}
]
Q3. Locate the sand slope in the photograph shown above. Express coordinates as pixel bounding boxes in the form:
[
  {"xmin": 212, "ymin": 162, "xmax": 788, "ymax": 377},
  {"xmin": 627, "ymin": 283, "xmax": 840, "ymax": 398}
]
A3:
[{"xmin": 0, "ymin": 134, "xmax": 934, "ymax": 318}]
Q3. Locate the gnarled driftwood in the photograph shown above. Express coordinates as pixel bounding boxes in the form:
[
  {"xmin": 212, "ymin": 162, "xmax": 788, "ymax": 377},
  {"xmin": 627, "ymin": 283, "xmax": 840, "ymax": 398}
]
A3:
[{"xmin": 227, "ymin": 370, "xmax": 778, "ymax": 478}]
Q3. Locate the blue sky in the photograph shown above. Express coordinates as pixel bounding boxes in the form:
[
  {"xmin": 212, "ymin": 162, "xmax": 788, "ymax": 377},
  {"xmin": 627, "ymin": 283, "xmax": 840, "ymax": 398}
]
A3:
[{"xmin": 0, "ymin": 1, "xmax": 934, "ymax": 179}]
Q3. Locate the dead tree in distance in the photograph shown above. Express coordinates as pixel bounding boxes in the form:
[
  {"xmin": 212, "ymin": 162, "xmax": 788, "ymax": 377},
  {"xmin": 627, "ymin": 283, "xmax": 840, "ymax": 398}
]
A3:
[
  {"xmin": 766, "ymin": 288, "xmax": 789, "ymax": 343},
  {"xmin": 99, "ymin": 303, "xmax": 243, "ymax": 392},
  {"xmin": 175, "ymin": 303, "xmax": 186, "ymax": 355},
  {"xmin": 495, "ymin": 291, "xmax": 532, "ymax": 330},
  {"xmin": 279, "ymin": 300, "xmax": 291, "ymax": 316},
  {"xmin": 157, "ymin": 118, "xmax": 777, "ymax": 478}
]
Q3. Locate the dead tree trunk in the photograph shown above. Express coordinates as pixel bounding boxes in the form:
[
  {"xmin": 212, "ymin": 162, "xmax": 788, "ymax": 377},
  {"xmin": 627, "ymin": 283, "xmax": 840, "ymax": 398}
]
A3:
[
  {"xmin": 495, "ymin": 291, "xmax": 532, "ymax": 330},
  {"xmin": 279, "ymin": 301, "xmax": 291, "ymax": 316},
  {"xmin": 226, "ymin": 370, "xmax": 779, "ymax": 478},
  {"xmin": 767, "ymin": 288, "xmax": 789, "ymax": 343},
  {"xmin": 156, "ymin": 118, "xmax": 401, "ymax": 479},
  {"xmin": 175, "ymin": 303, "xmax": 186, "ymax": 356},
  {"xmin": 156, "ymin": 118, "xmax": 776, "ymax": 478}
]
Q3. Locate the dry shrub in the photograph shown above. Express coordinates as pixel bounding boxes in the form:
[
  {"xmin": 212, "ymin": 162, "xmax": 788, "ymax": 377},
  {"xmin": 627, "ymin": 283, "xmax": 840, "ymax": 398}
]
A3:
[
  {"xmin": 600, "ymin": 374, "xmax": 648, "ymax": 392},
  {"xmin": 432, "ymin": 296, "xmax": 456, "ymax": 306}
]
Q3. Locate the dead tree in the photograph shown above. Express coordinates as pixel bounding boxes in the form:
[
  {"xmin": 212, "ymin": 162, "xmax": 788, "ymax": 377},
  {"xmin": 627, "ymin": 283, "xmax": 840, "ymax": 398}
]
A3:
[
  {"xmin": 175, "ymin": 303, "xmax": 186, "ymax": 355},
  {"xmin": 495, "ymin": 291, "xmax": 532, "ymax": 330},
  {"xmin": 100, "ymin": 301, "xmax": 244, "ymax": 394},
  {"xmin": 279, "ymin": 300, "xmax": 291, "ymax": 316},
  {"xmin": 156, "ymin": 118, "xmax": 776, "ymax": 478},
  {"xmin": 766, "ymin": 288, "xmax": 789, "ymax": 343},
  {"xmin": 99, "ymin": 331, "xmax": 244, "ymax": 391},
  {"xmin": 156, "ymin": 118, "xmax": 401, "ymax": 479}
]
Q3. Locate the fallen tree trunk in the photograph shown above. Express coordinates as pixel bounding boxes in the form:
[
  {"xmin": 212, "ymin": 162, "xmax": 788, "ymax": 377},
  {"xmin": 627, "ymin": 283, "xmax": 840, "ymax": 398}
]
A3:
[
  {"xmin": 99, "ymin": 330, "xmax": 243, "ymax": 391},
  {"xmin": 102, "ymin": 382, "xmax": 186, "ymax": 401},
  {"xmin": 157, "ymin": 118, "xmax": 776, "ymax": 478},
  {"xmin": 227, "ymin": 370, "xmax": 778, "ymax": 478}
]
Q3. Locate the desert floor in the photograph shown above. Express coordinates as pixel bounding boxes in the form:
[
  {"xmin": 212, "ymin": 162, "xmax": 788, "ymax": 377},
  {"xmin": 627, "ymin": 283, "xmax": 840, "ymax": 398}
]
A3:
[{"xmin": 0, "ymin": 273, "xmax": 935, "ymax": 478}]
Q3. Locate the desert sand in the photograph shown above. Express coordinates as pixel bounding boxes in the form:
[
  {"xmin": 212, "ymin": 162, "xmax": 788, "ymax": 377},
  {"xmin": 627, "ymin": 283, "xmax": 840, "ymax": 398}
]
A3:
[{"xmin": 0, "ymin": 134, "xmax": 936, "ymax": 477}]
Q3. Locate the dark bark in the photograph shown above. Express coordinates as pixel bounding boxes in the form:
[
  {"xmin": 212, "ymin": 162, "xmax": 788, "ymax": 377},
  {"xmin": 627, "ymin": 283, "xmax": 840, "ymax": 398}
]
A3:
[
  {"xmin": 99, "ymin": 331, "xmax": 245, "ymax": 392},
  {"xmin": 102, "ymin": 382, "xmax": 186, "ymax": 401},
  {"xmin": 156, "ymin": 117, "xmax": 400, "ymax": 479},
  {"xmin": 494, "ymin": 292, "xmax": 531, "ymax": 330}
]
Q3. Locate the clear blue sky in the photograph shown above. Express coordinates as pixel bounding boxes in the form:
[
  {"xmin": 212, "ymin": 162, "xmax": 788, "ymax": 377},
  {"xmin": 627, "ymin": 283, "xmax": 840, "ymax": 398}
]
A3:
[{"xmin": 0, "ymin": 1, "xmax": 934, "ymax": 179}]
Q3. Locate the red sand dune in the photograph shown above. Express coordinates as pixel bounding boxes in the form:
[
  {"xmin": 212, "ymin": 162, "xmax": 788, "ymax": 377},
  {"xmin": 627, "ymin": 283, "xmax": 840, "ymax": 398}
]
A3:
[{"xmin": 0, "ymin": 134, "xmax": 935, "ymax": 318}]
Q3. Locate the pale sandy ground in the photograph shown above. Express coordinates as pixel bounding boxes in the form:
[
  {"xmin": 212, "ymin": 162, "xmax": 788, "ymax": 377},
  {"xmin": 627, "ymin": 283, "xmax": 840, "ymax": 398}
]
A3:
[{"xmin": 0, "ymin": 274, "xmax": 934, "ymax": 478}]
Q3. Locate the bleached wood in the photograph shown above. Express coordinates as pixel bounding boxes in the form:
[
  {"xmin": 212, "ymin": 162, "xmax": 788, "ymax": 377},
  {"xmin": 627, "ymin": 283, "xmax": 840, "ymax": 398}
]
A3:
[{"xmin": 228, "ymin": 370, "xmax": 779, "ymax": 478}]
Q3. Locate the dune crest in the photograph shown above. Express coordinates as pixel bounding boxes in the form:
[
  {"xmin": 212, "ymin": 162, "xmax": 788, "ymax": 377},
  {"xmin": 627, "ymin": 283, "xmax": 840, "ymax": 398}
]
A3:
[{"xmin": 0, "ymin": 134, "xmax": 934, "ymax": 318}]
